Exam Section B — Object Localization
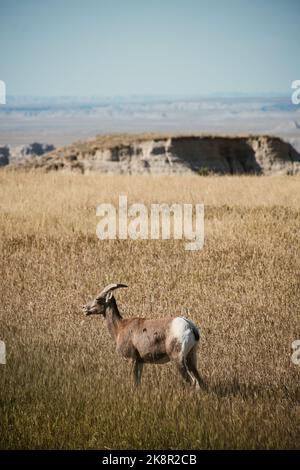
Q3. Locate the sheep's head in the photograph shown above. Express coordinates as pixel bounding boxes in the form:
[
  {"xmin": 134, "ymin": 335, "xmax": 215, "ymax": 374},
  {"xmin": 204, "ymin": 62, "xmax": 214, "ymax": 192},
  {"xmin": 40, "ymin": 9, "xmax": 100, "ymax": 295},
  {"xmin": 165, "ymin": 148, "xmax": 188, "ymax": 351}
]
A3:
[{"xmin": 82, "ymin": 283, "xmax": 127, "ymax": 316}]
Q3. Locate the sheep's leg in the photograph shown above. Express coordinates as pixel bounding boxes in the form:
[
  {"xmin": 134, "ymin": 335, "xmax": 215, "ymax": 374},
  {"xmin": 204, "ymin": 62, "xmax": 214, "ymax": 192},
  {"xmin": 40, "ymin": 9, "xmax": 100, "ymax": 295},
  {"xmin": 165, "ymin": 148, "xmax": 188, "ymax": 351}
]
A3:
[
  {"xmin": 169, "ymin": 345, "xmax": 194, "ymax": 386},
  {"xmin": 174, "ymin": 357, "xmax": 194, "ymax": 385},
  {"xmin": 137, "ymin": 362, "xmax": 144, "ymax": 385},
  {"xmin": 186, "ymin": 348, "xmax": 206, "ymax": 390},
  {"xmin": 133, "ymin": 360, "xmax": 144, "ymax": 386}
]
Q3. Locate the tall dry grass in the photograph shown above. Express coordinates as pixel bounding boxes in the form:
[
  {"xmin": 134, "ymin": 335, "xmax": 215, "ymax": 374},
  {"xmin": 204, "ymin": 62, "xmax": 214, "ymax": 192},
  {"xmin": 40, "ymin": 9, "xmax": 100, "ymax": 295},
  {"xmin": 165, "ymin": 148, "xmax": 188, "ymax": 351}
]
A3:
[{"xmin": 0, "ymin": 172, "xmax": 300, "ymax": 449}]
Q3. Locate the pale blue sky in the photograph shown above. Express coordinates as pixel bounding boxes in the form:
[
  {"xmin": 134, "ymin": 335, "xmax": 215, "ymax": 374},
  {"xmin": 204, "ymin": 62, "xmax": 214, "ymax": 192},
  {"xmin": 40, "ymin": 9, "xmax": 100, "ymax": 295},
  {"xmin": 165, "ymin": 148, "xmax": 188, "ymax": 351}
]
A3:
[{"xmin": 0, "ymin": 0, "xmax": 299, "ymax": 96}]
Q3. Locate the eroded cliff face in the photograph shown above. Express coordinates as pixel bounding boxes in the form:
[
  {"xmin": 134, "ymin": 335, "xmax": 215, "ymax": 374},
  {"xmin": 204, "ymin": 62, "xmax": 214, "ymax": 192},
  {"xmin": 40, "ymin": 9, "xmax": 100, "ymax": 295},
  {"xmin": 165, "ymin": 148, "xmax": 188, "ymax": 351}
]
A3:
[
  {"xmin": 0, "ymin": 146, "xmax": 10, "ymax": 167},
  {"xmin": 0, "ymin": 142, "xmax": 55, "ymax": 166},
  {"xmin": 9, "ymin": 134, "xmax": 300, "ymax": 175}
]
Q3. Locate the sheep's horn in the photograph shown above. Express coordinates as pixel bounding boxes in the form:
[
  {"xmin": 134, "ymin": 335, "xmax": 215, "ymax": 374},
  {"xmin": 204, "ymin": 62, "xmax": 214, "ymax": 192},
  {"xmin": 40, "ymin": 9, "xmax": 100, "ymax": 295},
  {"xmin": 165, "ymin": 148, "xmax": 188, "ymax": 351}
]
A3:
[{"xmin": 97, "ymin": 283, "xmax": 128, "ymax": 299}]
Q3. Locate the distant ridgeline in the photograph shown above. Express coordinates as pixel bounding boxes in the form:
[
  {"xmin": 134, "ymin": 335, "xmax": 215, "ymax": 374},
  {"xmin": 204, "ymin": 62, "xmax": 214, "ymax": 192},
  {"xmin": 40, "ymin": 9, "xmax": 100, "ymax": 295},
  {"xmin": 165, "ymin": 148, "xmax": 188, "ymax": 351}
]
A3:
[
  {"xmin": 5, "ymin": 134, "xmax": 300, "ymax": 175},
  {"xmin": 0, "ymin": 142, "xmax": 55, "ymax": 167}
]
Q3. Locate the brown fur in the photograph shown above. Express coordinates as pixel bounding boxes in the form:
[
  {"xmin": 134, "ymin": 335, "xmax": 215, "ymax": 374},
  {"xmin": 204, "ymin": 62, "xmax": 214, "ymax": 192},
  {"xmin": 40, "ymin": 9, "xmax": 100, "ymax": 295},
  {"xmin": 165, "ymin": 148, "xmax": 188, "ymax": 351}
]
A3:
[{"xmin": 83, "ymin": 289, "xmax": 204, "ymax": 388}]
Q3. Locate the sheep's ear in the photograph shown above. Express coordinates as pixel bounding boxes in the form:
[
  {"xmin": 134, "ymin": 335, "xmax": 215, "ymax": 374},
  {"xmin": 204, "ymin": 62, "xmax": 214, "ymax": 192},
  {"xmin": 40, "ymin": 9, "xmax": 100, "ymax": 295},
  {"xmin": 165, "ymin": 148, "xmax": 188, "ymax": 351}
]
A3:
[{"xmin": 105, "ymin": 291, "xmax": 113, "ymax": 302}]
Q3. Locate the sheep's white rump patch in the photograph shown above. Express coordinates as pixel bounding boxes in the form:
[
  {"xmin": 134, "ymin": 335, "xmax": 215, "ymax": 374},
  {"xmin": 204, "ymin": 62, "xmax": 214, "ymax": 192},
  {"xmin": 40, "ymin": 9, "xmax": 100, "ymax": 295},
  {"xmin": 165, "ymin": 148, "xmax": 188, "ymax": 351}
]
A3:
[{"xmin": 170, "ymin": 317, "xmax": 199, "ymax": 358}]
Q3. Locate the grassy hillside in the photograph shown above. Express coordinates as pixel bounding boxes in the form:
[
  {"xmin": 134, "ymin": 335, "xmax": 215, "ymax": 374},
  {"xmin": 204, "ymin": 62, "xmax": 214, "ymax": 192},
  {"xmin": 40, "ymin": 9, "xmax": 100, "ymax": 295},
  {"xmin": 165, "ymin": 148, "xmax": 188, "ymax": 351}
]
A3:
[{"xmin": 0, "ymin": 172, "xmax": 299, "ymax": 449}]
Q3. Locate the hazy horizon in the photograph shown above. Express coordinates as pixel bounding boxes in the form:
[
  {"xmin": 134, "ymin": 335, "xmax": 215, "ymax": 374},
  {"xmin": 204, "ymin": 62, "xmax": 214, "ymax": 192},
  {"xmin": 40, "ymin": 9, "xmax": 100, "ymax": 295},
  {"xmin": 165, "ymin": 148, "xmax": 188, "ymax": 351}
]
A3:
[
  {"xmin": 1, "ymin": 0, "xmax": 300, "ymax": 97},
  {"xmin": 1, "ymin": 1, "xmax": 300, "ymax": 148},
  {"xmin": 1, "ymin": 94, "xmax": 300, "ymax": 149},
  {"xmin": 3, "ymin": 91, "xmax": 293, "ymax": 101}
]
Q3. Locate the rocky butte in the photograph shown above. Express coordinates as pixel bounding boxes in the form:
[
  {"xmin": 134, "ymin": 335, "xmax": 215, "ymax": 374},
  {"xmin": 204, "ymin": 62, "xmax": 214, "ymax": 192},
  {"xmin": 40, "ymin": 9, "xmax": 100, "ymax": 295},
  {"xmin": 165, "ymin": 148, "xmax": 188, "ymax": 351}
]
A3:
[{"xmin": 7, "ymin": 133, "xmax": 300, "ymax": 175}]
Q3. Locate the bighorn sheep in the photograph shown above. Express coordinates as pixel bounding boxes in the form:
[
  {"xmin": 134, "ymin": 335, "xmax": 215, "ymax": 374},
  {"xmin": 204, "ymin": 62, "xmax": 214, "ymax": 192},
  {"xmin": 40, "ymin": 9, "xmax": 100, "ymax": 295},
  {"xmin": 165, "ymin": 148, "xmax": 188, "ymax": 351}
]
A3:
[{"xmin": 82, "ymin": 283, "xmax": 205, "ymax": 388}]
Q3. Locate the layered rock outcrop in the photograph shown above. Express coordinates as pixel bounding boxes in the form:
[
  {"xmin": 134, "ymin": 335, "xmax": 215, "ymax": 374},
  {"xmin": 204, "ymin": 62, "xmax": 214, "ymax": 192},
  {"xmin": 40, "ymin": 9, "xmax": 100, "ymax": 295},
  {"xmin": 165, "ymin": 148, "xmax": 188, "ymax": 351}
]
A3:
[
  {"xmin": 7, "ymin": 134, "xmax": 300, "ymax": 175},
  {"xmin": 0, "ymin": 146, "xmax": 9, "ymax": 166},
  {"xmin": 0, "ymin": 142, "xmax": 55, "ymax": 166}
]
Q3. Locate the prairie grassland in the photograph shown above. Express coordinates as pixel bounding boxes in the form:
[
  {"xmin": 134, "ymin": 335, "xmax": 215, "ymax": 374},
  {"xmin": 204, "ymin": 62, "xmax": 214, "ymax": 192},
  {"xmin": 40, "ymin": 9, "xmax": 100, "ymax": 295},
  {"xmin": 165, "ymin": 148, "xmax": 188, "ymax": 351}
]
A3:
[{"xmin": 0, "ymin": 172, "xmax": 300, "ymax": 449}]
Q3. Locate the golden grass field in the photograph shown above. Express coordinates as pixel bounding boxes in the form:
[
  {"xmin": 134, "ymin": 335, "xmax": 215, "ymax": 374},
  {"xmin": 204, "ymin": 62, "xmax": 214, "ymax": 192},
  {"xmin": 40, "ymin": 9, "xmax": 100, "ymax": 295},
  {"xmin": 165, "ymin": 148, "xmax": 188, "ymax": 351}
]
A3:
[{"xmin": 0, "ymin": 171, "xmax": 300, "ymax": 449}]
